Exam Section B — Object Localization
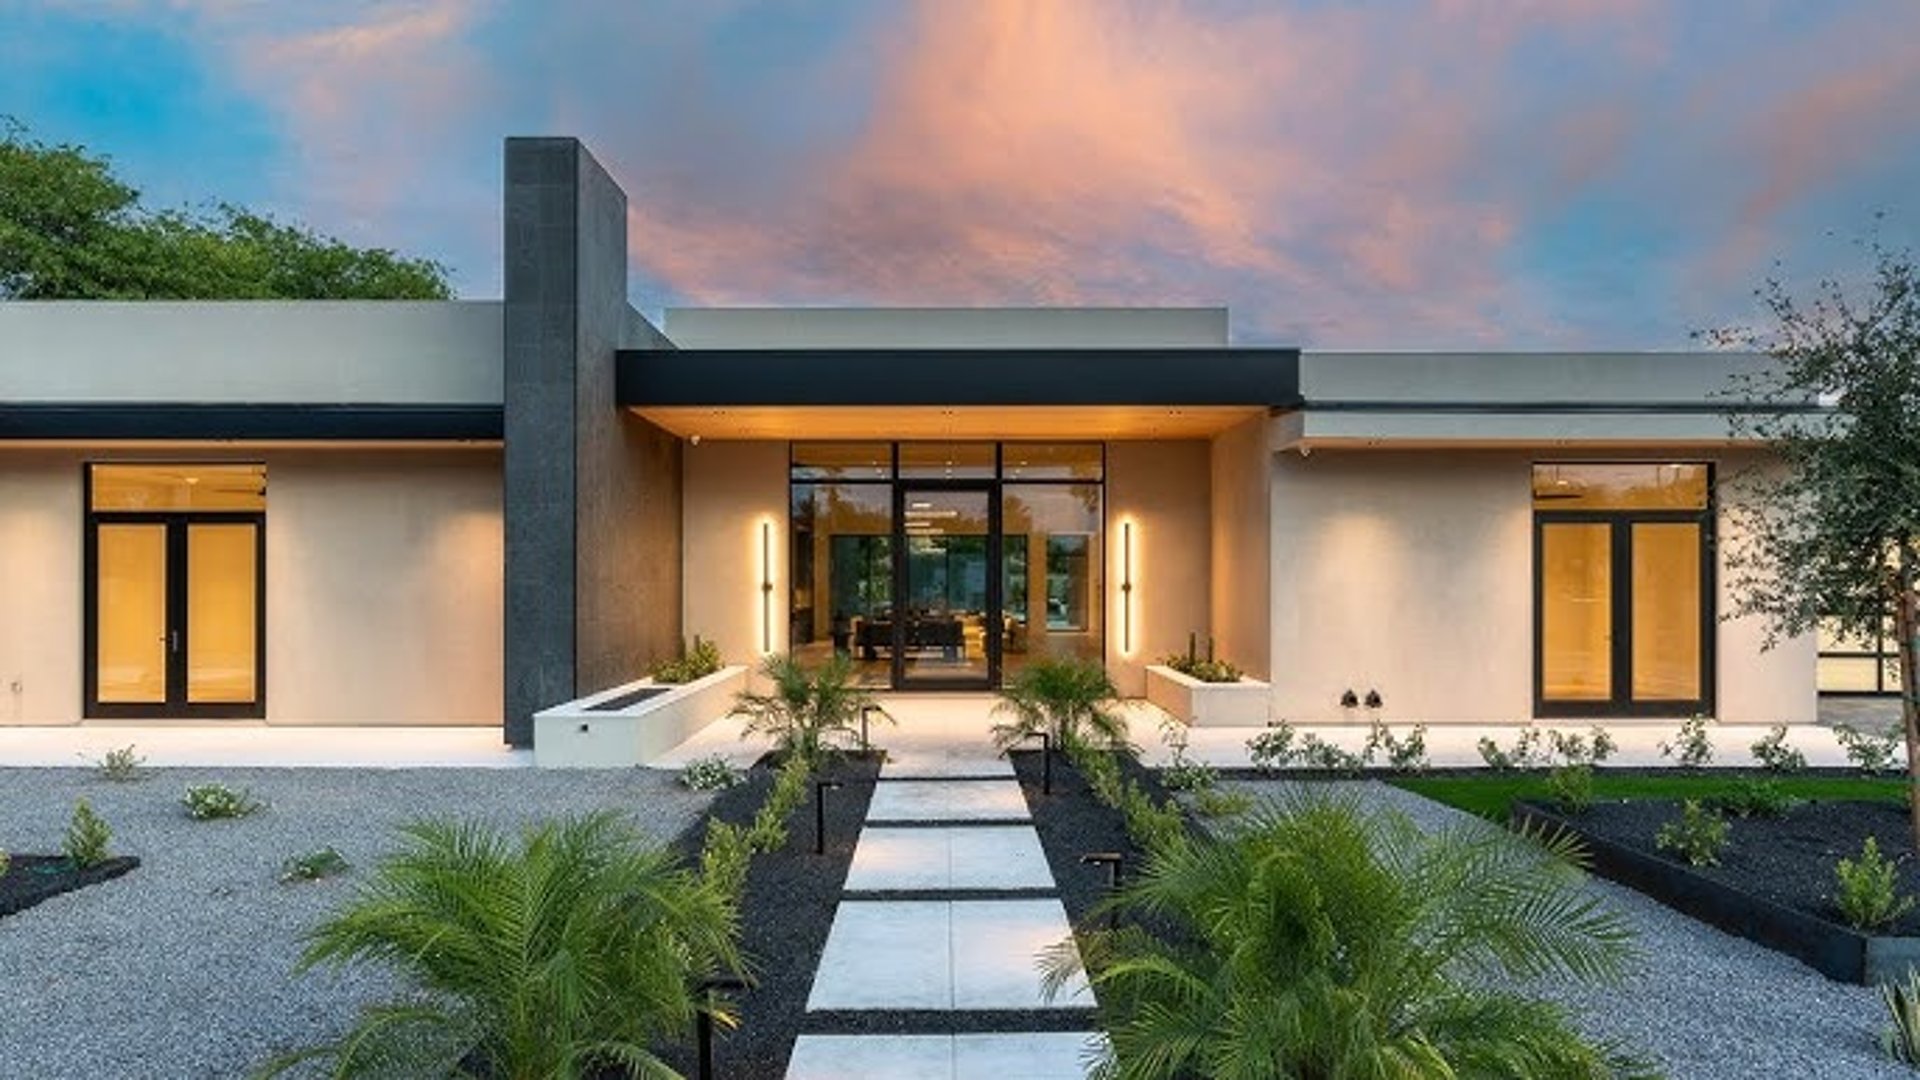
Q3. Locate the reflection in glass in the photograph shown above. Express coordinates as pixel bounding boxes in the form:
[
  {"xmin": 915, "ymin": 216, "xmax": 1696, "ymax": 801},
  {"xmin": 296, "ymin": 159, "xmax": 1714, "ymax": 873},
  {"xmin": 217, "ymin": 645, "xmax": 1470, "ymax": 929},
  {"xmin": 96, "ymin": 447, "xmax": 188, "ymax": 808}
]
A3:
[
  {"xmin": 187, "ymin": 523, "xmax": 258, "ymax": 703},
  {"xmin": 1530, "ymin": 463, "xmax": 1707, "ymax": 511},
  {"xmin": 97, "ymin": 524, "xmax": 168, "ymax": 704},
  {"xmin": 898, "ymin": 442, "xmax": 995, "ymax": 479},
  {"xmin": 791, "ymin": 443, "xmax": 892, "ymax": 481},
  {"xmin": 1001, "ymin": 443, "xmax": 1103, "ymax": 481},
  {"xmin": 900, "ymin": 489, "xmax": 992, "ymax": 682},
  {"xmin": 1002, "ymin": 484, "xmax": 1103, "ymax": 671},
  {"xmin": 1540, "ymin": 523, "xmax": 1612, "ymax": 700},
  {"xmin": 790, "ymin": 483, "xmax": 893, "ymax": 686},
  {"xmin": 1631, "ymin": 523, "xmax": 1701, "ymax": 701}
]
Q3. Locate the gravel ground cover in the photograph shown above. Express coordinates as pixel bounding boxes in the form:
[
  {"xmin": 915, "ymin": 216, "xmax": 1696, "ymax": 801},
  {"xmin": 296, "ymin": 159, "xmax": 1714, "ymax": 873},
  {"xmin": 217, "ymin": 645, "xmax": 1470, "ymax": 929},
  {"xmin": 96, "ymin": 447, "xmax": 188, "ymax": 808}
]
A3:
[
  {"xmin": 1221, "ymin": 777, "xmax": 1910, "ymax": 1080},
  {"xmin": 0, "ymin": 766, "xmax": 714, "ymax": 1080}
]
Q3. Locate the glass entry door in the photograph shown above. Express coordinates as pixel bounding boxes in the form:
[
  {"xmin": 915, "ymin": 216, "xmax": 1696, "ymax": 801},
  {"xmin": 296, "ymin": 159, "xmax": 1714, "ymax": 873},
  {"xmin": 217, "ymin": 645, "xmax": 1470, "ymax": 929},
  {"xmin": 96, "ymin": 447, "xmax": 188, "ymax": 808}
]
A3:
[
  {"xmin": 87, "ymin": 515, "xmax": 264, "ymax": 717},
  {"xmin": 895, "ymin": 487, "xmax": 999, "ymax": 687}
]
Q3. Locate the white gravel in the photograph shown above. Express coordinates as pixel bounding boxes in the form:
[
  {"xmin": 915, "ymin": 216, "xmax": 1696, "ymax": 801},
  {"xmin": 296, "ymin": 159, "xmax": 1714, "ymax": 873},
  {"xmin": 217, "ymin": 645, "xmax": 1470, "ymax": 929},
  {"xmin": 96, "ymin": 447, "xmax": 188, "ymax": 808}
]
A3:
[
  {"xmin": 1222, "ymin": 778, "xmax": 1910, "ymax": 1080},
  {"xmin": 0, "ymin": 767, "xmax": 713, "ymax": 1080}
]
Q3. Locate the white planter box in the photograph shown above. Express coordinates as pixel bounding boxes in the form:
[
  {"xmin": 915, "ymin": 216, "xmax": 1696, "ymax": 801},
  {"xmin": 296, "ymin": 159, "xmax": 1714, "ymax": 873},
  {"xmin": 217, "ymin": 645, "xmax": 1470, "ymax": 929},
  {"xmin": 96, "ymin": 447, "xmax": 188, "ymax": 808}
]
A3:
[
  {"xmin": 533, "ymin": 665, "xmax": 748, "ymax": 768},
  {"xmin": 1145, "ymin": 664, "xmax": 1272, "ymax": 727}
]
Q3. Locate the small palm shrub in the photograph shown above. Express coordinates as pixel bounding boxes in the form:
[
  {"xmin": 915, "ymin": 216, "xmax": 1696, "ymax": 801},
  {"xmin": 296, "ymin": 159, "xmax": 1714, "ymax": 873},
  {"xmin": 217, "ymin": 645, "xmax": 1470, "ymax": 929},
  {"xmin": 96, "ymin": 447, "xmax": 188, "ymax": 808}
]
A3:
[
  {"xmin": 990, "ymin": 656, "xmax": 1129, "ymax": 755},
  {"xmin": 1834, "ymin": 836, "xmax": 1916, "ymax": 931},
  {"xmin": 1655, "ymin": 800, "xmax": 1729, "ymax": 867},
  {"xmin": 1750, "ymin": 724, "xmax": 1808, "ymax": 772},
  {"xmin": 651, "ymin": 635, "xmax": 723, "ymax": 684},
  {"xmin": 680, "ymin": 753, "xmax": 745, "ymax": 792},
  {"xmin": 64, "ymin": 800, "xmax": 112, "ymax": 869},
  {"xmin": 1048, "ymin": 789, "xmax": 1642, "ymax": 1078},
  {"xmin": 265, "ymin": 812, "xmax": 741, "ymax": 1079},
  {"xmin": 183, "ymin": 782, "xmax": 262, "ymax": 820},
  {"xmin": 736, "ymin": 652, "xmax": 888, "ymax": 768}
]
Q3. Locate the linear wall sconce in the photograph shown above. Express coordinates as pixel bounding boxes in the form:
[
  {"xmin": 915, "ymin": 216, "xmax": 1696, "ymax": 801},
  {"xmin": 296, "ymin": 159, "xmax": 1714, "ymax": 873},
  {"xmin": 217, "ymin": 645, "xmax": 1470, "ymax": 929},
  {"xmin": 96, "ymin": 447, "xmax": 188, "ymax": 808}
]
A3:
[
  {"xmin": 1120, "ymin": 519, "xmax": 1134, "ymax": 655},
  {"xmin": 760, "ymin": 519, "xmax": 773, "ymax": 655}
]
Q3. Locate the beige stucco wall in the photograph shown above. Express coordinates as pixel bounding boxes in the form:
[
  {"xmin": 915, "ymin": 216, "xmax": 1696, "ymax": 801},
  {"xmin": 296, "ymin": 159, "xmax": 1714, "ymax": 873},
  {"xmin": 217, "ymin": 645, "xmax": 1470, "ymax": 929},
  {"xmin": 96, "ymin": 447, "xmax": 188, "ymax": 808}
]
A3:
[
  {"xmin": 1209, "ymin": 415, "xmax": 1272, "ymax": 679},
  {"xmin": 0, "ymin": 448, "xmax": 502, "ymax": 725},
  {"xmin": 1267, "ymin": 447, "xmax": 1815, "ymax": 724},
  {"xmin": 1106, "ymin": 441, "xmax": 1211, "ymax": 696},
  {"xmin": 682, "ymin": 441, "xmax": 789, "ymax": 672}
]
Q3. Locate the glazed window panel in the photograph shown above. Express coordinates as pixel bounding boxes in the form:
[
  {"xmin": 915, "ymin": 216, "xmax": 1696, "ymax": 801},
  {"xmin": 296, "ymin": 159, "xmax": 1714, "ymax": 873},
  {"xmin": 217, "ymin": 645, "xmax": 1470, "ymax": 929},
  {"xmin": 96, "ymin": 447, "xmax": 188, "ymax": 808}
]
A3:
[
  {"xmin": 1001, "ymin": 443, "xmax": 1103, "ymax": 481},
  {"xmin": 898, "ymin": 442, "xmax": 995, "ymax": 479},
  {"xmin": 1540, "ymin": 523, "xmax": 1613, "ymax": 700},
  {"xmin": 91, "ymin": 463, "xmax": 266, "ymax": 511},
  {"xmin": 186, "ymin": 523, "xmax": 259, "ymax": 704},
  {"xmin": 790, "ymin": 442, "xmax": 892, "ymax": 481},
  {"xmin": 1531, "ymin": 463, "xmax": 1708, "ymax": 511},
  {"xmin": 96, "ymin": 523, "xmax": 169, "ymax": 704},
  {"xmin": 1630, "ymin": 522, "xmax": 1702, "ymax": 701}
]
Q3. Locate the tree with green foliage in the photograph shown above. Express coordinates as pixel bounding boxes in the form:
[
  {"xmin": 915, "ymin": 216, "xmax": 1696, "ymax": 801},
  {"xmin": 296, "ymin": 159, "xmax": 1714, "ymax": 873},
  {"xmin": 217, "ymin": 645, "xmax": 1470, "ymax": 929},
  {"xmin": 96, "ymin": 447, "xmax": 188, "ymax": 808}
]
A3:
[
  {"xmin": 1710, "ymin": 231, "xmax": 1920, "ymax": 850},
  {"xmin": 1045, "ymin": 789, "xmax": 1643, "ymax": 1078},
  {"xmin": 0, "ymin": 119, "xmax": 451, "ymax": 299}
]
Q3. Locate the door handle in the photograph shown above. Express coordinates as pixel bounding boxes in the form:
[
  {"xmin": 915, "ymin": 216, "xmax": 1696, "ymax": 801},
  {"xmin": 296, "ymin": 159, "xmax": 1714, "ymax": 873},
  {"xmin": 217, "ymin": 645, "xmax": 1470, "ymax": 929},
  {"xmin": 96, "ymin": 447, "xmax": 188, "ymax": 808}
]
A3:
[{"xmin": 170, "ymin": 630, "xmax": 180, "ymax": 653}]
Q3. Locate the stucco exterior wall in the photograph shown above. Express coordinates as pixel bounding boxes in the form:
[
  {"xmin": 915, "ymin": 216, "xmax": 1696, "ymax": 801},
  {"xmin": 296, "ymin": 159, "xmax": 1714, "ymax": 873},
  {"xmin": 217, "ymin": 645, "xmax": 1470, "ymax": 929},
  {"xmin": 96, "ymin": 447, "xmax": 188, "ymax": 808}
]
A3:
[
  {"xmin": 1267, "ymin": 447, "xmax": 1814, "ymax": 724},
  {"xmin": 1209, "ymin": 414, "xmax": 1272, "ymax": 679},
  {"xmin": 1106, "ymin": 440, "xmax": 1211, "ymax": 696},
  {"xmin": 682, "ymin": 441, "xmax": 789, "ymax": 673},
  {"xmin": 0, "ymin": 448, "xmax": 502, "ymax": 725}
]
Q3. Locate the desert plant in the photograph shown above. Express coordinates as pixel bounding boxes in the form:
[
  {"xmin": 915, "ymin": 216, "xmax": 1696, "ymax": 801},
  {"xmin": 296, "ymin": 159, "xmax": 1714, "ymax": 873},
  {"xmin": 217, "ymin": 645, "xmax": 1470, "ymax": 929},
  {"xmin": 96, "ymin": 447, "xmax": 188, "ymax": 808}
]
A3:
[
  {"xmin": 1658, "ymin": 714, "xmax": 1715, "ymax": 768},
  {"xmin": 1297, "ymin": 733, "xmax": 1366, "ymax": 776},
  {"xmin": 1547, "ymin": 764, "xmax": 1596, "ymax": 815},
  {"xmin": 281, "ymin": 847, "xmax": 351, "ymax": 884},
  {"xmin": 680, "ymin": 754, "xmax": 745, "ymax": 792},
  {"xmin": 1882, "ymin": 968, "xmax": 1920, "ymax": 1064},
  {"xmin": 1245, "ymin": 722, "xmax": 1299, "ymax": 773},
  {"xmin": 1710, "ymin": 777, "xmax": 1798, "ymax": 819},
  {"xmin": 1046, "ymin": 789, "xmax": 1642, "ymax": 1079},
  {"xmin": 263, "ymin": 812, "xmax": 741, "ymax": 1079},
  {"xmin": 1366, "ymin": 721, "xmax": 1429, "ymax": 773},
  {"xmin": 1478, "ymin": 726, "xmax": 1547, "ymax": 771},
  {"xmin": 650, "ymin": 635, "xmax": 724, "ymax": 684},
  {"xmin": 1655, "ymin": 800, "xmax": 1729, "ymax": 867},
  {"xmin": 1835, "ymin": 836, "xmax": 1916, "ymax": 932},
  {"xmin": 1836, "ymin": 722, "xmax": 1904, "ymax": 775},
  {"xmin": 87, "ymin": 744, "xmax": 147, "ymax": 782},
  {"xmin": 63, "ymin": 799, "xmax": 111, "ymax": 869},
  {"xmin": 736, "ymin": 652, "xmax": 888, "ymax": 768},
  {"xmin": 183, "ymin": 782, "xmax": 262, "ymax": 820},
  {"xmin": 990, "ymin": 655, "xmax": 1130, "ymax": 756},
  {"xmin": 1548, "ymin": 727, "xmax": 1617, "ymax": 767},
  {"xmin": 1750, "ymin": 724, "xmax": 1809, "ymax": 772}
]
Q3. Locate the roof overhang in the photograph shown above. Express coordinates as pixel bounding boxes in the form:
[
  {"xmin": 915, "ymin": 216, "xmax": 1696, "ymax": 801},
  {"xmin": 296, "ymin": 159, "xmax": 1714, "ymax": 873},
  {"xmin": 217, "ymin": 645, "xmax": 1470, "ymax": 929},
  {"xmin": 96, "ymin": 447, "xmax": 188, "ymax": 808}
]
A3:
[
  {"xmin": 1271, "ymin": 401, "xmax": 1825, "ymax": 450},
  {"xmin": 0, "ymin": 403, "xmax": 504, "ymax": 442}
]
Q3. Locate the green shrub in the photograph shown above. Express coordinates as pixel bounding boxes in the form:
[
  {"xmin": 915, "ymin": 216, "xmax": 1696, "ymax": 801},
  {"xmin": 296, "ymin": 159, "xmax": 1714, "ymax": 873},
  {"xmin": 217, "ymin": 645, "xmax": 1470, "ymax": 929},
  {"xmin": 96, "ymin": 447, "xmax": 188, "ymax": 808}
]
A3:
[
  {"xmin": 0, "ymin": 849, "xmax": 10, "ymax": 878},
  {"xmin": 1117, "ymin": 780, "xmax": 1188, "ymax": 856},
  {"xmin": 264, "ymin": 813, "xmax": 740, "ymax": 1079},
  {"xmin": 700, "ymin": 820, "xmax": 752, "ymax": 903},
  {"xmin": 1882, "ymin": 968, "xmax": 1920, "ymax": 1064},
  {"xmin": 183, "ymin": 782, "xmax": 262, "ymax": 820},
  {"xmin": 1546, "ymin": 764, "xmax": 1595, "ymax": 815},
  {"xmin": 680, "ymin": 754, "xmax": 745, "ymax": 792},
  {"xmin": 1075, "ymin": 747, "xmax": 1125, "ymax": 806},
  {"xmin": 1709, "ymin": 777, "xmax": 1798, "ymax": 819},
  {"xmin": 1160, "ymin": 632, "xmax": 1242, "ymax": 683},
  {"xmin": 1189, "ymin": 787, "xmax": 1253, "ymax": 819},
  {"xmin": 1658, "ymin": 714, "xmax": 1715, "ymax": 769},
  {"xmin": 281, "ymin": 847, "xmax": 351, "ymax": 884},
  {"xmin": 737, "ymin": 652, "xmax": 889, "ymax": 768},
  {"xmin": 63, "ymin": 799, "xmax": 112, "ymax": 869},
  {"xmin": 1298, "ymin": 734, "xmax": 1365, "ymax": 777},
  {"xmin": 990, "ymin": 656, "xmax": 1129, "ymax": 755},
  {"xmin": 1157, "ymin": 720, "xmax": 1216, "ymax": 792},
  {"xmin": 1245, "ymin": 722, "xmax": 1298, "ymax": 772},
  {"xmin": 1366, "ymin": 722, "xmax": 1429, "ymax": 773},
  {"xmin": 1749, "ymin": 724, "xmax": 1808, "ymax": 772},
  {"xmin": 1549, "ymin": 727, "xmax": 1616, "ymax": 767},
  {"xmin": 1835, "ymin": 836, "xmax": 1915, "ymax": 931},
  {"xmin": 1477, "ymin": 727, "xmax": 1546, "ymax": 771},
  {"xmin": 746, "ymin": 755, "xmax": 810, "ymax": 854},
  {"xmin": 1654, "ymin": 800, "xmax": 1729, "ymax": 867},
  {"xmin": 88, "ymin": 744, "xmax": 147, "ymax": 782},
  {"xmin": 650, "ymin": 635, "xmax": 724, "ymax": 684},
  {"xmin": 1835, "ymin": 723, "xmax": 1903, "ymax": 775}
]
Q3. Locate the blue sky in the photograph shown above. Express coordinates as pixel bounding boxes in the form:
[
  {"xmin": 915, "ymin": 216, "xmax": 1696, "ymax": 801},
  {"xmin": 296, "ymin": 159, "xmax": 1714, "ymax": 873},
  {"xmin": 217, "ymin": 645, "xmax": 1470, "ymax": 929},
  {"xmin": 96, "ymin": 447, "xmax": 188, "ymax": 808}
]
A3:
[{"xmin": 4, "ymin": 0, "xmax": 1918, "ymax": 347}]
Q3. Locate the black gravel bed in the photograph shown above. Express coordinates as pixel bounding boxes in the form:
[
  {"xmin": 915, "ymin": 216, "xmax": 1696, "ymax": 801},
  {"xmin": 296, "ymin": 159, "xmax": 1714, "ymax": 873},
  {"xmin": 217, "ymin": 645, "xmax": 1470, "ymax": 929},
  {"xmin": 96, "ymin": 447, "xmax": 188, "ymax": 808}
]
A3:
[
  {"xmin": 1563, "ymin": 797, "xmax": 1920, "ymax": 935},
  {"xmin": 654, "ymin": 754, "xmax": 881, "ymax": 1080},
  {"xmin": 0, "ymin": 855, "xmax": 140, "ymax": 918}
]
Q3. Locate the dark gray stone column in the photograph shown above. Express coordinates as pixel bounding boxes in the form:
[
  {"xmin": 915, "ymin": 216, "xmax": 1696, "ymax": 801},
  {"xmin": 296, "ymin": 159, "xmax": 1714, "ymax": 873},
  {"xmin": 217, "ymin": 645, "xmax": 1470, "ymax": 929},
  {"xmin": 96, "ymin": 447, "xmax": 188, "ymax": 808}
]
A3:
[{"xmin": 503, "ymin": 137, "xmax": 683, "ymax": 746}]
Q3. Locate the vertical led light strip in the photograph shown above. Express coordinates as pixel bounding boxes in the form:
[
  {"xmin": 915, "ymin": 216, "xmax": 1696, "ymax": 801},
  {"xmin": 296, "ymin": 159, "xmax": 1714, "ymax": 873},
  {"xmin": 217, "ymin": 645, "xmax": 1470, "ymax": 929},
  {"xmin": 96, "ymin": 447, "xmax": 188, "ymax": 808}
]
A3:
[
  {"xmin": 1120, "ymin": 520, "xmax": 1134, "ymax": 654},
  {"xmin": 760, "ymin": 519, "xmax": 773, "ymax": 654}
]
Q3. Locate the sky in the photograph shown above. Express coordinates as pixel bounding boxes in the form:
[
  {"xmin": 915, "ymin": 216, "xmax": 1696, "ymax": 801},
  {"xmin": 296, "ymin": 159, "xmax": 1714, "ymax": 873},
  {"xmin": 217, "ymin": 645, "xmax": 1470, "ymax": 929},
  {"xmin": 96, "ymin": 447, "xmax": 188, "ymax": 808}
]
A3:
[{"xmin": 4, "ymin": 0, "xmax": 1919, "ymax": 347}]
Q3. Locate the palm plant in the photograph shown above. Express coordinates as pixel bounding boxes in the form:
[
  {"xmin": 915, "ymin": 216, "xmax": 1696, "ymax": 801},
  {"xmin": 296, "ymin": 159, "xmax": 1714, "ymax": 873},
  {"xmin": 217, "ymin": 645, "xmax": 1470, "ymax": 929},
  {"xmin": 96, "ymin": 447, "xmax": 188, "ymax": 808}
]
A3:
[
  {"xmin": 735, "ymin": 652, "xmax": 888, "ymax": 767},
  {"xmin": 1045, "ymin": 789, "xmax": 1645, "ymax": 1080},
  {"xmin": 261, "ymin": 812, "xmax": 741, "ymax": 1080},
  {"xmin": 991, "ymin": 655, "xmax": 1130, "ymax": 755}
]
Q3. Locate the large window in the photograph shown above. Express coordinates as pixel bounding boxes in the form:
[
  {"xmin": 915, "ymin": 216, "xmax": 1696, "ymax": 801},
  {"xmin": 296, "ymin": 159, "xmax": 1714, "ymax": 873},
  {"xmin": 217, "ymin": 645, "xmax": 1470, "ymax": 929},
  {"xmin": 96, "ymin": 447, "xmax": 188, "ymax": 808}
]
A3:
[
  {"xmin": 85, "ymin": 464, "xmax": 266, "ymax": 718},
  {"xmin": 788, "ymin": 442, "xmax": 1102, "ymax": 688},
  {"xmin": 1534, "ymin": 463, "xmax": 1712, "ymax": 717},
  {"xmin": 1819, "ymin": 618, "xmax": 1904, "ymax": 695}
]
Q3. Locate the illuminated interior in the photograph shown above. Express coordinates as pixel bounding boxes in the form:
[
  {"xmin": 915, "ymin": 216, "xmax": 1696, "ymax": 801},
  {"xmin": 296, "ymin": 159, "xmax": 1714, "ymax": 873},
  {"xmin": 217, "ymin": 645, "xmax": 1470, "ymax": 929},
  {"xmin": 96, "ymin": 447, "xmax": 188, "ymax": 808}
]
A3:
[
  {"xmin": 96, "ymin": 523, "xmax": 168, "ymax": 704},
  {"xmin": 1539, "ymin": 522, "xmax": 1612, "ymax": 700}
]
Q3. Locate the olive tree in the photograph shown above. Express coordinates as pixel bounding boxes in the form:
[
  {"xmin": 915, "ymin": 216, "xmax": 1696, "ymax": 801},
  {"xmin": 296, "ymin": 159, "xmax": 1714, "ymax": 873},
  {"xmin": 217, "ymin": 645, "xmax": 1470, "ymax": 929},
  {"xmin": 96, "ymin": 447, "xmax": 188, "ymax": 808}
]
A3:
[{"xmin": 1711, "ymin": 233, "xmax": 1920, "ymax": 846}]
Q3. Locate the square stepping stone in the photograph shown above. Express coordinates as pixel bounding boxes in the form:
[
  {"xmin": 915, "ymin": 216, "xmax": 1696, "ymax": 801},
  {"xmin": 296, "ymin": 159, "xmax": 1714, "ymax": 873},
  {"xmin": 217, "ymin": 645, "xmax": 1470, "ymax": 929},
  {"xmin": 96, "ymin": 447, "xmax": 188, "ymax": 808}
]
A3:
[
  {"xmin": 881, "ymin": 745, "xmax": 1014, "ymax": 779},
  {"xmin": 785, "ymin": 1033, "xmax": 1106, "ymax": 1079},
  {"xmin": 808, "ymin": 899, "xmax": 1089, "ymax": 1011},
  {"xmin": 866, "ymin": 779, "xmax": 1029, "ymax": 822},
  {"xmin": 953, "ymin": 1032, "xmax": 1108, "ymax": 1078},
  {"xmin": 846, "ymin": 826, "xmax": 1053, "ymax": 891}
]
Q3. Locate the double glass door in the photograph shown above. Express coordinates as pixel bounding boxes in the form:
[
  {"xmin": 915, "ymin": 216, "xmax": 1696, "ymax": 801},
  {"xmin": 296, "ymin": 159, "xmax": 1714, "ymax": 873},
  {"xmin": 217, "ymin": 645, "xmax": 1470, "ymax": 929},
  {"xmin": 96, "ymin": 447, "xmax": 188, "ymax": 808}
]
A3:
[
  {"xmin": 88, "ymin": 515, "xmax": 263, "ymax": 717},
  {"xmin": 896, "ymin": 486, "xmax": 999, "ymax": 687}
]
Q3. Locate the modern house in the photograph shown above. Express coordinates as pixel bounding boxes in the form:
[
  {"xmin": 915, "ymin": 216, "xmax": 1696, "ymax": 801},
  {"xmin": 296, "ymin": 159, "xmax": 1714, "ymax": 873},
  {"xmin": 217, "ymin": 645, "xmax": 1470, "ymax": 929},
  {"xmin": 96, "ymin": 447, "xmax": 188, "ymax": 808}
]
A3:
[{"xmin": 1, "ymin": 137, "xmax": 1878, "ymax": 748}]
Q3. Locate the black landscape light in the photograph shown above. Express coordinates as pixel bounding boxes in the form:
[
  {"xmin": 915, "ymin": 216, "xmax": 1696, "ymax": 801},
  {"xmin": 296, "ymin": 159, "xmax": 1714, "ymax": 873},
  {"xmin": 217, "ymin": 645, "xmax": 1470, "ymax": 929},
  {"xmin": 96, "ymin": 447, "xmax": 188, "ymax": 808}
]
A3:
[
  {"xmin": 1023, "ymin": 730, "xmax": 1054, "ymax": 795},
  {"xmin": 696, "ymin": 974, "xmax": 750, "ymax": 1080},
  {"xmin": 1081, "ymin": 851, "xmax": 1125, "ymax": 929},
  {"xmin": 813, "ymin": 779, "xmax": 844, "ymax": 855}
]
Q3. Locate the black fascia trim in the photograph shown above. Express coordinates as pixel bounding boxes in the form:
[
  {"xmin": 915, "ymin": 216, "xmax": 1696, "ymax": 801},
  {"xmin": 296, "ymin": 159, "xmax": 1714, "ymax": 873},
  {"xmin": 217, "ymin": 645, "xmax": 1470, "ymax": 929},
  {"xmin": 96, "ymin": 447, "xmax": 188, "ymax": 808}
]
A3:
[
  {"xmin": 616, "ymin": 347, "xmax": 1301, "ymax": 408},
  {"xmin": 0, "ymin": 403, "xmax": 505, "ymax": 441},
  {"xmin": 1299, "ymin": 399, "xmax": 1828, "ymax": 415}
]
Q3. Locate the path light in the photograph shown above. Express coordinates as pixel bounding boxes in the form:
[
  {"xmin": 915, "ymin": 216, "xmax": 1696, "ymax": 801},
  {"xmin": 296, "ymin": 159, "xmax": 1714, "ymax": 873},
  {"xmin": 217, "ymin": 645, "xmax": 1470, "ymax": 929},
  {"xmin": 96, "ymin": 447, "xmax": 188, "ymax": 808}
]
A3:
[
  {"xmin": 696, "ymin": 973, "xmax": 750, "ymax": 1080},
  {"xmin": 1022, "ymin": 730, "xmax": 1053, "ymax": 795},
  {"xmin": 813, "ymin": 779, "xmax": 844, "ymax": 855},
  {"xmin": 1081, "ymin": 852, "xmax": 1124, "ymax": 930},
  {"xmin": 860, "ymin": 704, "xmax": 884, "ymax": 753}
]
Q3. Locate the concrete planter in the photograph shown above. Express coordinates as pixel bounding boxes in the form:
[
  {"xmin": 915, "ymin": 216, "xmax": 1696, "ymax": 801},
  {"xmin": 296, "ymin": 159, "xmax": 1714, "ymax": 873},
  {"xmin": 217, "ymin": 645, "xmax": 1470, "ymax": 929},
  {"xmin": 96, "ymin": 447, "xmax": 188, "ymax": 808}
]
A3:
[
  {"xmin": 1145, "ymin": 664, "xmax": 1272, "ymax": 727},
  {"xmin": 533, "ymin": 665, "xmax": 747, "ymax": 768},
  {"xmin": 1511, "ymin": 801, "xmax": 1920, "ymax": 985}
]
